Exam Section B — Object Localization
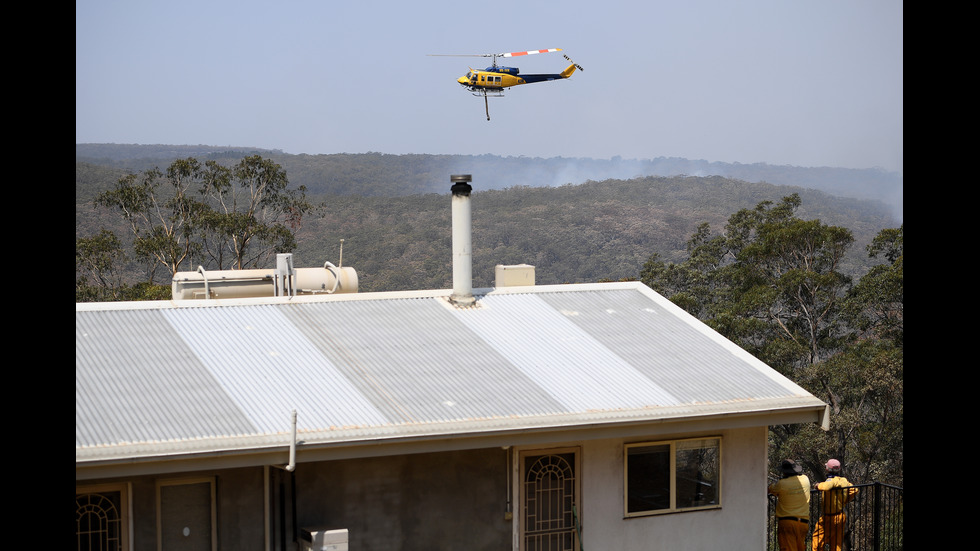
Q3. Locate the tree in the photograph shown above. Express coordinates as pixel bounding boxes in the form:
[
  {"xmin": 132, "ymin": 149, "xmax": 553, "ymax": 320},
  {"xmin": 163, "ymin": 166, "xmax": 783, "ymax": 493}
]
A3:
[
  {"xmin": 641, "ymin": 194, "xmax": 854, "ymax": 371},
  {"xmin": 797, "ymin": 225, "xmax": 903, "ymax": 484},
  {"xmin": 640, "ymin": 196, "xmax": 902, "ymax": 485},
  {"xmin": 76, "ymin": 229, "xmax": 174, "ymax": 302},
  {"xmin": 95, "ymin": 158, "xmax": 205, "ymax": 280},
  {"xmin": 92, "ymin": 155, "xmax": 314, "ymax": 281},
  {"xmin": 198, "ymin": 155, "xmax": 316, "ymax": 270},
  {"xmin": 845, "ymin": 225, "xmax": 903, "ymax": 345},
  {"xmin": 75, "ymin": 229, "xmax": 126, "ymax": 301},
  {"xmin": 736, "ymin": 198, "xmax": 854, "ymax": 369}
]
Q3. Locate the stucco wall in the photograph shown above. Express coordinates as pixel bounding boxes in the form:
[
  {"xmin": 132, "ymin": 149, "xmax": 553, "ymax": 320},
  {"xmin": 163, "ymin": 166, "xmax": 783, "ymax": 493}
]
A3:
[
  {"xmin": 78, "ymin": 425, "xmax": 769, "ymax": 550},
  {"xmin": 578, "ymin": 426, "xmax": 768, "ymax": 550},
  {"xmin": 292, "ymin": 426, "xmax": 768, "ymax": 550}
]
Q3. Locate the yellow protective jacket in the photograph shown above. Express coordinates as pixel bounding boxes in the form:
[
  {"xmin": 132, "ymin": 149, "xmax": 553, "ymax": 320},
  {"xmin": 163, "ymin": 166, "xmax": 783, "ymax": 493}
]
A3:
[{"xmin": 815, "ymin": 476, "xmax": 858, "ymax": 514}]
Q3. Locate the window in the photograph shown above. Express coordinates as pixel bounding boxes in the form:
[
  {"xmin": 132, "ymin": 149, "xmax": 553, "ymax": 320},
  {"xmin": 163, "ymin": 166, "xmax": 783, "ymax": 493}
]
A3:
[
  {"xmin": 76, "ymin": 483, "xmax": 129, "ymax": 551},
  {"xmin": 625, "ymin": 437, "xmax": 721, "ymax": 517}
]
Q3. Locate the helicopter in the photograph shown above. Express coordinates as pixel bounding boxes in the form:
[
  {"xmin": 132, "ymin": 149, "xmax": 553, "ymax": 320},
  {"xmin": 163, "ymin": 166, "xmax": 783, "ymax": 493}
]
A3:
[{"xmin": 428, "ymin": 48, "xmax": 583, "ymax": 120}]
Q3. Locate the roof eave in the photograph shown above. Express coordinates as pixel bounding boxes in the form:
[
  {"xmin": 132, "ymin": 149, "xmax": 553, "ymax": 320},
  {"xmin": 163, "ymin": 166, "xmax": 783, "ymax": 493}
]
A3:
[{"xmin": 76, "ymin": 398, "xmax": 827, "ymax": 480}]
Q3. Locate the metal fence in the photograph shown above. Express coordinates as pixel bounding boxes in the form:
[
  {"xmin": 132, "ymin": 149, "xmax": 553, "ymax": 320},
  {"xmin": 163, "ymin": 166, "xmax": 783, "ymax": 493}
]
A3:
[{"xmin": 767, "ymin": 482, "xmax": 903, "ymax": 550}]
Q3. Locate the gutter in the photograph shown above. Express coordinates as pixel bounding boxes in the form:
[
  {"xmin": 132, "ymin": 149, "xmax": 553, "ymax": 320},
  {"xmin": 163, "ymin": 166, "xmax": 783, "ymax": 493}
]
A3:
[{"xmin": 76, "ymin": 399, "xmax": 827, "ymax": 479}]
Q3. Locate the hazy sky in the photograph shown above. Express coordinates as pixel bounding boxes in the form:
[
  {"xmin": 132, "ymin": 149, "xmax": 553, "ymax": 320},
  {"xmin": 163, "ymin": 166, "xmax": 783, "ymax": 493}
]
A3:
[{"xmin": 76, "ymin": 0, "xmax": 903, "ymax": 174}]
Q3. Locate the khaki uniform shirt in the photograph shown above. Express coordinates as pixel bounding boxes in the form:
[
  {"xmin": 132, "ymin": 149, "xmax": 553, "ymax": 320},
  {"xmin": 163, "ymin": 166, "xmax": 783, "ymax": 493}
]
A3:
[{"xmin": 768, "ymin": 474, "xmax": 811, "ymax": 519}]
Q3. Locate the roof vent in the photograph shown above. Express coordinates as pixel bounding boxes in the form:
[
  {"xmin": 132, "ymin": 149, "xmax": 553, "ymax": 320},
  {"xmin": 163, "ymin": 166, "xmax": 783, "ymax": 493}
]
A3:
[{"xmin": 495, "ymin": 264, "xmax": 536, "ymax": 287}]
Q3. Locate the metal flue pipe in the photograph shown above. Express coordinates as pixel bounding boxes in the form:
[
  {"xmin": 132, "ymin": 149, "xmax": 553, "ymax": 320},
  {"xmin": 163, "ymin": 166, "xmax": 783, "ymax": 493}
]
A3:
[{"xmin": 450, "ymin": 175, "xmax": 475, "ymax": 306}]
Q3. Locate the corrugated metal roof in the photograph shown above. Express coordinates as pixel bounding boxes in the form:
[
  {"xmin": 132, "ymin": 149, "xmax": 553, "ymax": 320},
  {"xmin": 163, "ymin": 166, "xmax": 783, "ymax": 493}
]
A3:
[{"xmin": 76, "ymin": 282, "xmax": 825, "ymax": 466}]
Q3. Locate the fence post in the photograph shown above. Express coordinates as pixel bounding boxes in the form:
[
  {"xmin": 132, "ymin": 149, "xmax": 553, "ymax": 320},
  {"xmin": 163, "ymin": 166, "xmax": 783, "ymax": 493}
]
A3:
[{"xmin": 872, "ymin": 482, "xmax": 881, "ymax": 551}]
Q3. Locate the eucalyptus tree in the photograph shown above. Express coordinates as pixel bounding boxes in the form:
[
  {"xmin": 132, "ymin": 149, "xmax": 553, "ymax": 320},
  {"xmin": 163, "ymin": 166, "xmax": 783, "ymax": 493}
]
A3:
[
  {"xmin": 845, "ymin": 225, "xmax": 903, "ymax": 345},
  {"xmin": 731, "ymin": 195, "xmax": 854, "ymax": 370},
  {"xmin": 642, "ymin": 194, "xmax": 853, "ymax": 373},
  {"xmin": 198, "ymin": 155, "xmax": 316, "ymax": 270},
  {"xmin": 95, "ymin": 158, "xmax": 205, "ymax": 280},
  {"xmin": 640, "ymin": 195, "xmax": 903, "ymax": 484},
  {"xmin": 75, "ymin": 229, "xmax": 126, "ymax": 301},
  {"xmin": 94, "ymin": 155, "xmax": 315, "ymax": 281},
  {"xmin": 799, "ymin": 225, "xmax": 904, "ymax": 484}
]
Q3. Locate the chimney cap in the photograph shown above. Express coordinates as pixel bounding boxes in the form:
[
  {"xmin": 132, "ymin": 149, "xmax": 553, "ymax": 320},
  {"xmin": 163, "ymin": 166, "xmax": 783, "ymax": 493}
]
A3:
[{"xmin": 450, "ymin": 174, "xmax": 472, "ymax": 196}]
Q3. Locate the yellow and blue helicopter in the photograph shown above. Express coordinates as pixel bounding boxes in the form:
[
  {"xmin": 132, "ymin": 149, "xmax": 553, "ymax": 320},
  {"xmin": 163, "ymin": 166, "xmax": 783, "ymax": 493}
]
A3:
[{"xmin": 429, "ymin": 48, "xmax": 583, "ymax": 120}]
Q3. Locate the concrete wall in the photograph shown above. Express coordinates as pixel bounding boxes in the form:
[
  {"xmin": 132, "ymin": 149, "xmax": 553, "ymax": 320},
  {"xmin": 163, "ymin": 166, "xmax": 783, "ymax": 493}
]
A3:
[{"xmin": 294, "ymin": 448, "xmax": 512, "ymax": 551}]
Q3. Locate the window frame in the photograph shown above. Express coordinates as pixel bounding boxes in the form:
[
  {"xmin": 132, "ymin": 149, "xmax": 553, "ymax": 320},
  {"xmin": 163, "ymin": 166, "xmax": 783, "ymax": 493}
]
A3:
[
  {"xmin": 76, "ymin": 482, "xmax": 131, "ymax": 551},
  {"xmin": 623, "ymin": 436, "xmax": 722, "ymax": 518}
]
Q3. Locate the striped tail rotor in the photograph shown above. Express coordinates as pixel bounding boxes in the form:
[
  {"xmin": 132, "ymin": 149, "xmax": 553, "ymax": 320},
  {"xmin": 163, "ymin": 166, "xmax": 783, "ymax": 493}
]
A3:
[{"xmin": 563, "ymin": 54, "xmax": 584, "ymax": 71}]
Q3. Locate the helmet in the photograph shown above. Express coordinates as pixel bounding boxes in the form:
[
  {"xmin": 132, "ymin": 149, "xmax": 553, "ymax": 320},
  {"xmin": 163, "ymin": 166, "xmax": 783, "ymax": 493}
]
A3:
[{"xmin": 825, "ymin": 459, "xmax": 841, "ymax": 472}]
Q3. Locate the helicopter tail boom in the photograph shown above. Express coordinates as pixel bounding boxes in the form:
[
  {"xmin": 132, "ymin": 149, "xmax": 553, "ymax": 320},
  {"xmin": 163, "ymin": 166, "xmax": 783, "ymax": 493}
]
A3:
[{"xmin": 515, "ymin": 61, "xmax": 581, "ymax": 84}]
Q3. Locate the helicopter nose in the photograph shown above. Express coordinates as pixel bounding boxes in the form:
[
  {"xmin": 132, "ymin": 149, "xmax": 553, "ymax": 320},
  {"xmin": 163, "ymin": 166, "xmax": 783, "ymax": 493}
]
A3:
[{"xmin": 457, "ymin": 76, "xmax": 469, "ymax": 85}]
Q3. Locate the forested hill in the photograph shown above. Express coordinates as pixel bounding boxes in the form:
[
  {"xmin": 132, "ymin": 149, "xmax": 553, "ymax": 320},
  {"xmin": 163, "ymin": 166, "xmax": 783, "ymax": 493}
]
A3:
[
  {"xmin": 75, "ymin": 144, "xmax": 903, "ymax": 221},
  {"xmin": 76, "ymin": 144, "xmax": 898, "ymax": 293},
  {"xmin": 293, "ymin": 178, "xmax": 894, "ymax": 291}
]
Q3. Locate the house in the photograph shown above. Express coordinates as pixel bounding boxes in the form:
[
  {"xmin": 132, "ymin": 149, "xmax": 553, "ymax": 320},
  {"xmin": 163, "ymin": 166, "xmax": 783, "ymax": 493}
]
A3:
[{"xmin": 76, "ymin": 177, "xmax": 829, "ymax": 551}]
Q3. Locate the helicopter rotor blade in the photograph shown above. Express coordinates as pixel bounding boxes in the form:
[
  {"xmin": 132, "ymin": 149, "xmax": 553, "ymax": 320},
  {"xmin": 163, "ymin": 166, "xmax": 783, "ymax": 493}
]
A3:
[
  {"xmin": 428, "ymin": 49, "xmax": 565, "ymax": 70},
  {"xmin": 428, "ymin": 49, "xmax": 562, "ymax": 59},
  {"xmin": 500, "ymin": 48, "xmax": 562, "ymax": 58}
]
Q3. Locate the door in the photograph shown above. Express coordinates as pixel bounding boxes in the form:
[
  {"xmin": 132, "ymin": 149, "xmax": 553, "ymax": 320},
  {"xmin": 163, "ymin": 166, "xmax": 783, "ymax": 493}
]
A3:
[
  {"xmin": 520, "ymin": 448, "xmax": 580, "ymax": 551},
  {"xmin": 157, "ymin": 478, "xmax": 216, "ymax": 551}
]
